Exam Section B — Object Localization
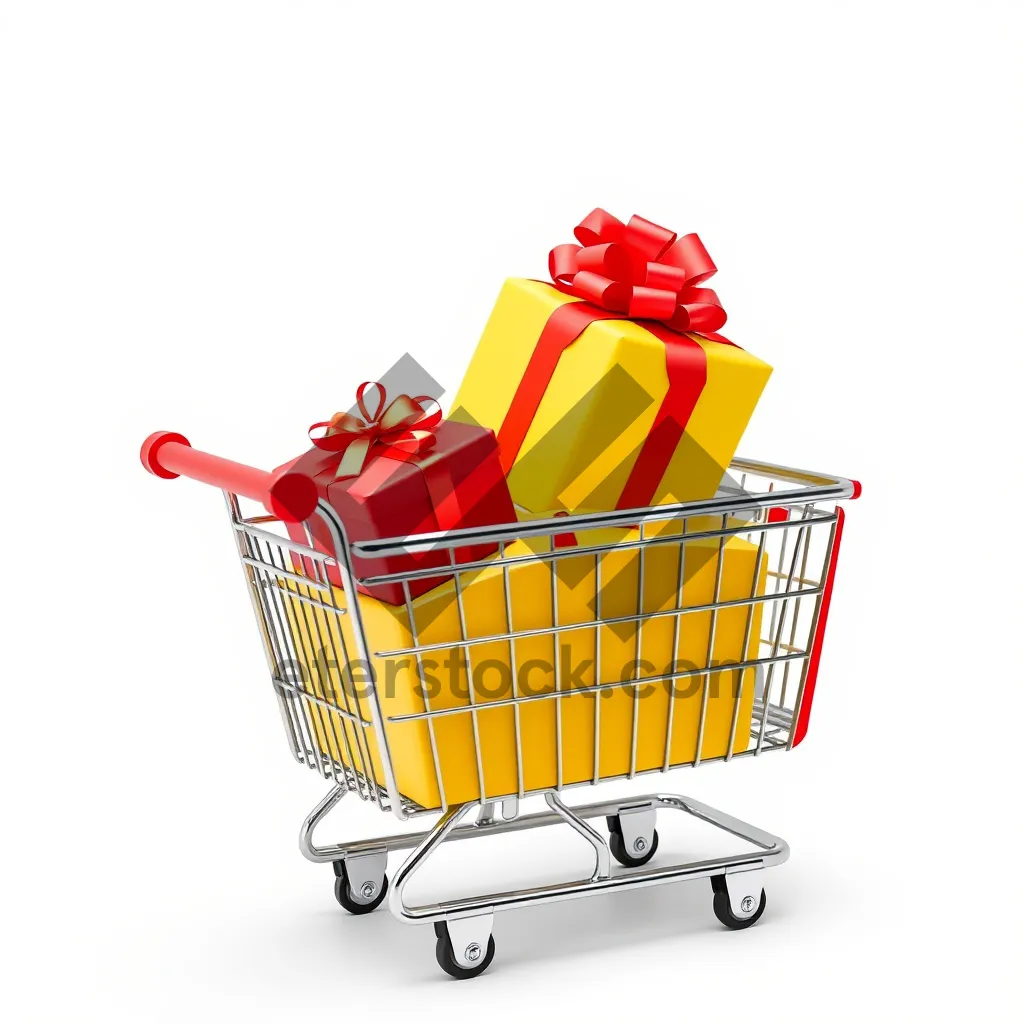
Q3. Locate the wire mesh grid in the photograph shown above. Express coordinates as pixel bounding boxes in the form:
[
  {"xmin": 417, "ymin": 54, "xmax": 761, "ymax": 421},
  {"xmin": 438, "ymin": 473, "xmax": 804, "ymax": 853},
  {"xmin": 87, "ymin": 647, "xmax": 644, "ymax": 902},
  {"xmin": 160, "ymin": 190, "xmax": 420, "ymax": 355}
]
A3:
[{"xmin": 228, "ymin": 461, "xmax": 843, "ymax": 820}]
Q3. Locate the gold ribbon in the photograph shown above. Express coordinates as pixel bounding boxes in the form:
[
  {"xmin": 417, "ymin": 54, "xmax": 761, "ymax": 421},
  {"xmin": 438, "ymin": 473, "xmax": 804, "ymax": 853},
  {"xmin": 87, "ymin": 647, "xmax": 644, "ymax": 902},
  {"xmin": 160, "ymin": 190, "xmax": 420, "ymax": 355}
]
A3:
[{"xmin": 308, "ymin": 381, "xmax": 442, "ymax": 479}]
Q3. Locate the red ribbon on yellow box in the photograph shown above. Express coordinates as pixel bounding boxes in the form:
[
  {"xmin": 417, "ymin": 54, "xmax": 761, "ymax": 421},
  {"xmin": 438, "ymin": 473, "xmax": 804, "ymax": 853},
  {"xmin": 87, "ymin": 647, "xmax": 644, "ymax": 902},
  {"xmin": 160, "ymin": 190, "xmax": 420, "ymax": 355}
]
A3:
[{"xmin": 496, "ymin": 209, "xmax": 738, "ymax": 511}]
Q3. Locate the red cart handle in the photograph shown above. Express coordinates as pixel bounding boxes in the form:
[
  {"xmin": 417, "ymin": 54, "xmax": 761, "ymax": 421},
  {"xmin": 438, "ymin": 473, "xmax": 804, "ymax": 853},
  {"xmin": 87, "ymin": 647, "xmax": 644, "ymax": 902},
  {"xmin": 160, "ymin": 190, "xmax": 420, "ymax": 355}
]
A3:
[{"xmin": 140, "ymin": 431, "xmax": 318, "ymax": 523}]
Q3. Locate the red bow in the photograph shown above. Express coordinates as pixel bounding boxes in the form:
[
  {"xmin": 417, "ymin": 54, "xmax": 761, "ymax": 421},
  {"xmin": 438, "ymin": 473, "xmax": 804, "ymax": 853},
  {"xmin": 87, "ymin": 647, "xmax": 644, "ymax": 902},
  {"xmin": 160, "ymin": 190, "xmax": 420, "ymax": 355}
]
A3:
[
  {"xmin": 309, "ymin": 382, "xmax": 442, "ymax": 480},
  {"xmin": 548, "ymin": 208, "xmax": 727, "ymax": 333}
]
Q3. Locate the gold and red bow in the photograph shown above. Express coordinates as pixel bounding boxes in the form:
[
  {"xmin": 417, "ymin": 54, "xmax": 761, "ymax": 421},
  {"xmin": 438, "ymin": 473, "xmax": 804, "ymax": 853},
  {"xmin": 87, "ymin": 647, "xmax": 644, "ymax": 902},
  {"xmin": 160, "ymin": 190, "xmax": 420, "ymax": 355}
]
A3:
[
  {"xmin": 548, "ymin": 208, "xmax": 727, "ymax": 333},
  {"xmin": 308, "ymin": 382, "xmax": 442, "ymax": 480}
]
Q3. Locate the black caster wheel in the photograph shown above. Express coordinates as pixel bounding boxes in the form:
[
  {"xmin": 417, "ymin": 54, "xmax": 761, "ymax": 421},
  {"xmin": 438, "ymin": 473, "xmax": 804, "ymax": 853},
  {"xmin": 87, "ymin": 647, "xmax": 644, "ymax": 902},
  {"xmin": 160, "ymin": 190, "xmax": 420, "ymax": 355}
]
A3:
[
  {"xmin": 434, "ymin": 922, "xmax": 496, "ymax": 980},
  {"xmin": 710, "ymin": 875, "xmax": 766, "ymax": 929},
  {"xmin": 333, "ymin": 861, "xmax": 389, "ymax": 915},
  {"xmin": 606, "ymin": 814, "xmax": 659, "ymax": 867}
]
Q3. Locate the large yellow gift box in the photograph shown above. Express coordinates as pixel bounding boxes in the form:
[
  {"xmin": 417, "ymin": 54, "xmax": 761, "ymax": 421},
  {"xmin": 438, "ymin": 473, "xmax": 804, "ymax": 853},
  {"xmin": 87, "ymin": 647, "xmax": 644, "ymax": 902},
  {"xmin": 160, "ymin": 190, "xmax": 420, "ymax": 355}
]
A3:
[
  {"xmin": 282, "ymin": 520, "xmax": 767, "ymax": 810},
  {"xmin": 453, "ymin": 278, "xmax": 772, "ymax": 515}
]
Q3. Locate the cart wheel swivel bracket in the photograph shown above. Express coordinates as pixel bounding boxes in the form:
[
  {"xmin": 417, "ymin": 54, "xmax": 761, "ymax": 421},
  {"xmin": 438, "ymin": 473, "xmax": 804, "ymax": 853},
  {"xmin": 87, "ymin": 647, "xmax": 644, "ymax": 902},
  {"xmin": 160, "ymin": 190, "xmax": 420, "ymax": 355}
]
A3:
[
  {"xmin": 336, "ymin": 851, "xmax": 389, "ymax": 906},
  {"xmin": 722, "ymin": 867, "xmax": 766, "ymax": 919},
  {"xmin": 615, "ymin": 805, "xmax": 658, "ymax": 862},
  {"xmin": 439, "ymin": 913, "xmax": 495, "ymax": 971}
]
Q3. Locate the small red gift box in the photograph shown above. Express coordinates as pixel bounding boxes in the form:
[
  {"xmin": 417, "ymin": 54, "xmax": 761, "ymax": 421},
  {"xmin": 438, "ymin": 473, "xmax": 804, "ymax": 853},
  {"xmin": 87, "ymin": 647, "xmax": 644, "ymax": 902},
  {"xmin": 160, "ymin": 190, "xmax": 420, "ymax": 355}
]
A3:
[{"xmin": 277, "ymin": 383, "xmax": 516, "ymax": 606}]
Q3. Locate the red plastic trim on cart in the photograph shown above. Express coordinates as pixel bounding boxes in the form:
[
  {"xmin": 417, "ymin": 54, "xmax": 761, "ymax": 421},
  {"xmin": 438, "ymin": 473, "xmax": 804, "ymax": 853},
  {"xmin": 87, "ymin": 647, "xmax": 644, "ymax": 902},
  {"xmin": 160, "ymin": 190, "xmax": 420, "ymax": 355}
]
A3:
[
  {"xmin": 140, "ymin": 431, "xmax": 318, "ymax": 523},
  {"xmin": 791, "ymin": 492, "xmax": 855, "ymax": 746}
]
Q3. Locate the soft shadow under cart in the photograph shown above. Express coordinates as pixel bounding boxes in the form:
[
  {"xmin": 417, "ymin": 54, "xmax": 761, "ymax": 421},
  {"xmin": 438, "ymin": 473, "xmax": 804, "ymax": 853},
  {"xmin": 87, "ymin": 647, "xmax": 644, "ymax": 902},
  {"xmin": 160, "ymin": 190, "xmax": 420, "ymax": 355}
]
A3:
[{"xmin": 142, "ymin": 430, "xmax": 859, "ymax": 979}]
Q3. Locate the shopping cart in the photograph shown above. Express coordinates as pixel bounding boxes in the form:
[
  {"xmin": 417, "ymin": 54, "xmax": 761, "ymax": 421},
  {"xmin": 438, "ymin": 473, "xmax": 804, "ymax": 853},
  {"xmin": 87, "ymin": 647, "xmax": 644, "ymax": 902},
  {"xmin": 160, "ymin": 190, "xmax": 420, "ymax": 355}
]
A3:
[{"xmin": 141, "ymin": 430, "xmax": 859, "ymax": 979}]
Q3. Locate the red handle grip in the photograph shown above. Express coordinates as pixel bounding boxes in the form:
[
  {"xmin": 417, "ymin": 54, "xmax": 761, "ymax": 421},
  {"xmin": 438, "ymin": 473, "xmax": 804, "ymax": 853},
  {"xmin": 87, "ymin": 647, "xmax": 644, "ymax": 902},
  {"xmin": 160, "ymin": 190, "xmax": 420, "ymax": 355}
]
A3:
[{"xmin": 140, "ymin": 431, "xmax": 318, "ymax": 523}]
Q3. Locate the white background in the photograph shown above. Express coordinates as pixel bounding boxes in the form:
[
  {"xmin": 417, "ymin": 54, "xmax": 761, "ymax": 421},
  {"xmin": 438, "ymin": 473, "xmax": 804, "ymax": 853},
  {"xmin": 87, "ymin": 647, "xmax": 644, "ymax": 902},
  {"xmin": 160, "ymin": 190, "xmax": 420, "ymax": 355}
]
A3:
[{"xmin": 2, "ymin": 1, "xmax": 1022, "ymax": 1020}]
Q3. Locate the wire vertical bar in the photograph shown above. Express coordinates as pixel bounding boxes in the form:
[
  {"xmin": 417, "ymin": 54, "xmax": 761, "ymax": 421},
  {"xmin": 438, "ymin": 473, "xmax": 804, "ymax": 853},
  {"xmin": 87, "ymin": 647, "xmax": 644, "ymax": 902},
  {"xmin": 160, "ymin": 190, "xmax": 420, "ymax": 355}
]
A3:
[
  {"xmin": 249, "ymin": 533, "xmax": 319, "ymax": 766},
  {"xmin": 403, "ymin": 578, "xmax": 448, "ymax": 814},
  {"xmin": 726, "ymin": 525, "xmax": 768, "ymax": 761},
  {"xmin": 250, "ymin": 533, "xmax": 322, "ymax": 775},
  {"xmin": 300, "ymin": 537, "xmax": 371, "ymax": 794},
  {"xmin": 779, "ymin": 507, "xmax": 816, "ymax": 708},
  {"xmin": 662, "ymin": 519, "xmax": 688, "ymax": 771},
  {"xmin": 225, "ymin": 493, "xmax": 305, "ymax": 763},
  {"xmin": 248, "ymin": 562, "xmax": 310, "ymax": 760},
  {"xmin": 786, "ymin": 515, "xmax": 840, "ymax": 750},
  {"xmin": 693, "ymin": 514, "xmax": 729, "ymax": 767},
  {"xmin": 767, "ymin": 487, "xmax": 787, "ymax": 645},
  {"xmin": 289, "ymin": 565, "xmax": 349, "ymax": 788},
  {"xmin": 313, "ymin": 553, "xmax": 375, "ymax": 800},
  {"xmin": 738, "ymin": 472, "xmax": 752, "ymax": 544},
  {"xmin": 450, "ymin": 549, "xmax": 487, "ymax": 803},
  {"xmin": 500, "ymin": 542, "xmax": 526, "ymax": 800},
  {"xmin": 628, "ymin": 521, "xmax": 646, "ymax": 778},
  {"xmin": 592, "ymin": 550, "xmax": 603, "ymax": 785},
  {"xmin": 756, "ymin": 508, "xmax": 812, "ymax": 754},
  {"xmin": 317, "ymin": 506, "xmax": 406, "ymax": 820},
  {"xmin": 550, "ymin": 547, "xmax": 563, "ymax": 791},
  {"xmin": 266, "ymin": 537, "xmax": 347, "ymax": 788}
]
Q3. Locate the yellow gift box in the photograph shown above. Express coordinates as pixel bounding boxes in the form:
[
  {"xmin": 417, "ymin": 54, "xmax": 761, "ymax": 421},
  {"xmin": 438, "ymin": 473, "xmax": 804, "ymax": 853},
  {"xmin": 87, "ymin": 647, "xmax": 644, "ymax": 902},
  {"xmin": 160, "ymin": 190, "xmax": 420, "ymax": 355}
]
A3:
[
  {"xmin": 453, "ymin": 278, "xmax": 772, "ymax": 515},
  {"xmin": 282, "ymin": 520, "xmax": 767, "ymax": 810}
]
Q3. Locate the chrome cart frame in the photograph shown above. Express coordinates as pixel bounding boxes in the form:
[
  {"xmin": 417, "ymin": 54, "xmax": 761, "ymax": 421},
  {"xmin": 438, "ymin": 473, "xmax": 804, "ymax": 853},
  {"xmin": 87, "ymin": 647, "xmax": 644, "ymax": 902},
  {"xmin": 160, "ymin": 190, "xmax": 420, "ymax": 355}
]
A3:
[{"xmin": 141, "ymin": 433, "xmax": 858, "ymax": 979}]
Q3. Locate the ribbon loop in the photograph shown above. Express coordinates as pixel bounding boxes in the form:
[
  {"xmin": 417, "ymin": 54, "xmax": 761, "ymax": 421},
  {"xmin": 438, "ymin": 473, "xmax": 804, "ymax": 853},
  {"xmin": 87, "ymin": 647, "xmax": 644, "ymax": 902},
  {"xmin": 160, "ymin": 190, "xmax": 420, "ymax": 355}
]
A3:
[
  {"xmin": 628, "ymin": 286, "xmax": 678, "ymax": 321},
  {"xmin": 644, "ymin": 262, "xmax": 689, "ymax": 293},
  {"xmin": 574, "ymin": 207, "xmax": 626, "ymax": 247},
  {"xmin": 548, "ymin": 208, "xmax": 727, "ymax": 332},
  {"xmin": 575, "ymin": 242, "xmax": 634, "ymax": 282},
  {"xmin": 572, "ymin": 271, "xmax": 631, "ymax": 312},
  {"xmin": 355, "ymin": 380, "xmax": 386, "ymax": 423},
  {"xmin": 549, "ymin": 243, "xmax": 582, "ymax": 285},
  {"xmin": 660, "ymin": 232, "xmax": 717, "ymax": 287},
  {"xmin": 624, "ymin": 214, "xmax": 676, "ymax": 261},
  {"xmin": 309, "ymin": 382, "xmax": 442, "ymax": 479}
]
